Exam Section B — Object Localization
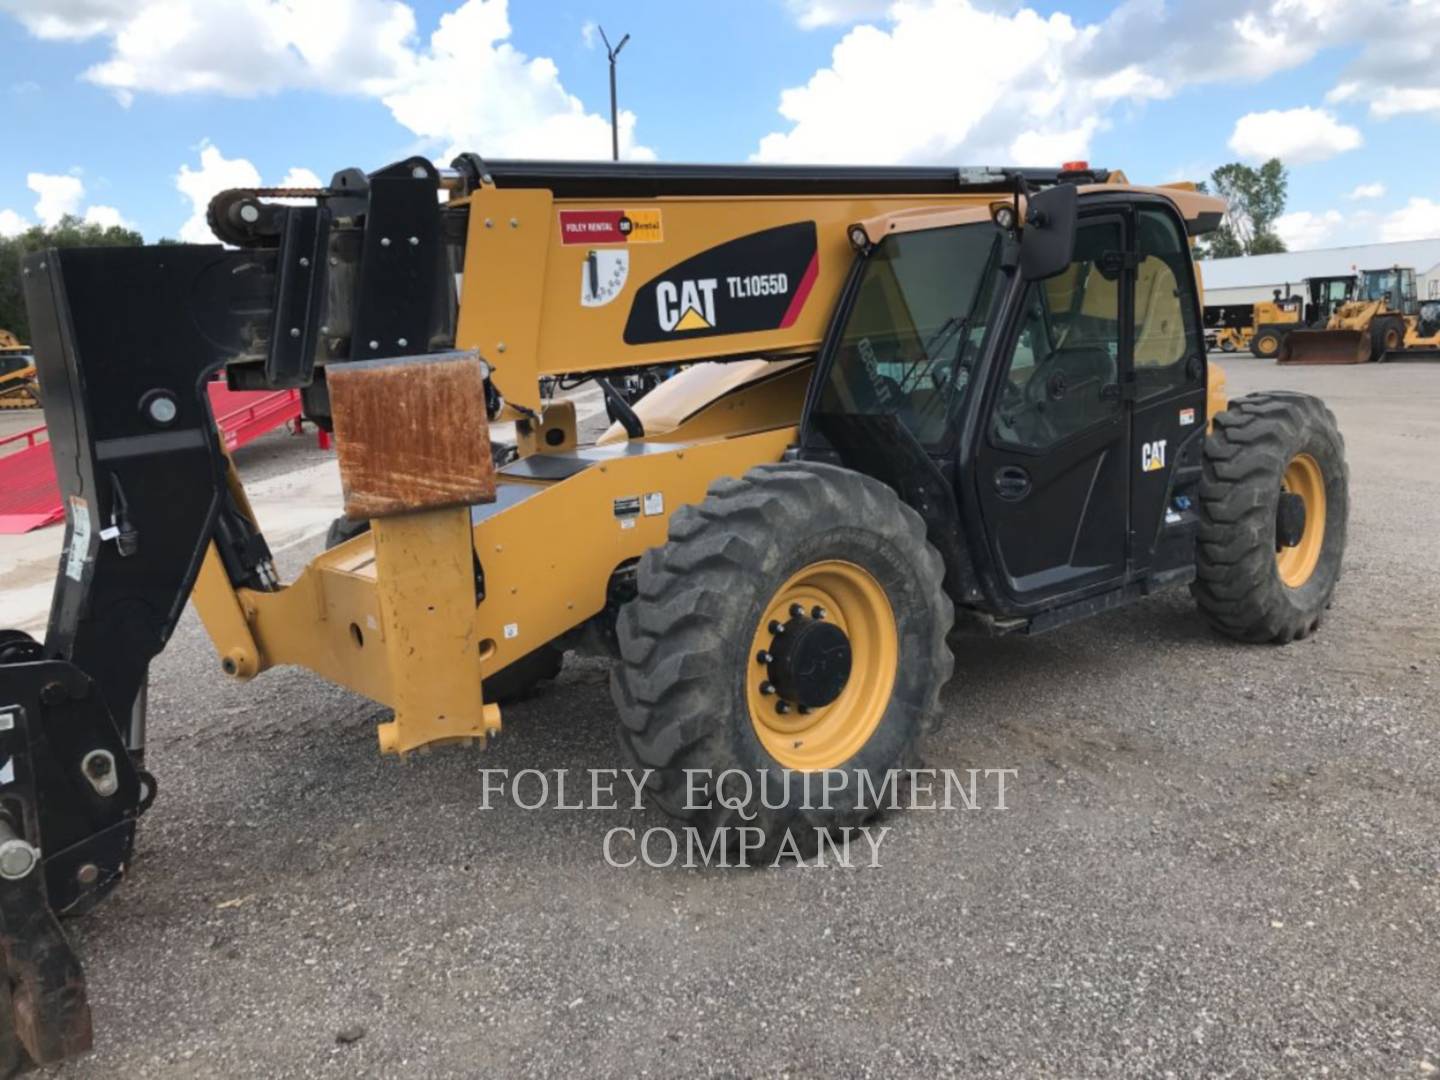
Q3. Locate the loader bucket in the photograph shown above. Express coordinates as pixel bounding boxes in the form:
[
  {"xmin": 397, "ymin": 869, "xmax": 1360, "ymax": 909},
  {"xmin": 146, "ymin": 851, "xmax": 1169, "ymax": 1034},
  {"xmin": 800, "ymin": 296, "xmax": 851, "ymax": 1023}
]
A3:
[{"xmin": 1277, "ymin": 329, "xmax": 1372, "ymax": 365}]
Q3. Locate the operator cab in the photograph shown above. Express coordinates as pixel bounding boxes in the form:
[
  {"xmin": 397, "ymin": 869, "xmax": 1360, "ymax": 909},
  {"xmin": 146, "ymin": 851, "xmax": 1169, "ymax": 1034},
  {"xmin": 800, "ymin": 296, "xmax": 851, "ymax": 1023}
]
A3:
[
  {"xmin": 1359, "ymin": 266, "xmax": 1418, "ymax": 316},
  {"xmin": 1306, "ymin": 275, "xmax": 1357, "ymax": 325},
  {"xmin": 803, "ymin": 182, "xmax": 1219, "ymax": 627}
]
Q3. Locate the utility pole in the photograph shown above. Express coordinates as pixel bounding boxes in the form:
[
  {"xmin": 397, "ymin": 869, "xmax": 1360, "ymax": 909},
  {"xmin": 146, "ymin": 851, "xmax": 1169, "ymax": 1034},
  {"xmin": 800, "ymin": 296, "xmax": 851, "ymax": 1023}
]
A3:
[{"xmin": 598, "ymin": 26, "xmax": 630, "ymax": 162}]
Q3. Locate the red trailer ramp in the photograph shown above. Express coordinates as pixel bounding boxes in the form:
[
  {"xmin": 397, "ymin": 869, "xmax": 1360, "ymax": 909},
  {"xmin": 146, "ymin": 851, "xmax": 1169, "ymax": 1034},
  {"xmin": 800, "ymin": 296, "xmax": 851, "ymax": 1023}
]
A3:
[
  {"xmin": 0, "ymin": 425, "xmax": 59, "ymax": 532},
  {"xmin": 0, "ymin": 385, "xmax": 302, "ymax": 534}
]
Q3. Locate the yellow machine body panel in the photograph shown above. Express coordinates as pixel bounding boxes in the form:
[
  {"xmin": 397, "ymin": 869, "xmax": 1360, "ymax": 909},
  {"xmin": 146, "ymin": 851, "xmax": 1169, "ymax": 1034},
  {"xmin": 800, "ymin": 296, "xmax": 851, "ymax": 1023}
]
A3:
[
  {"xmin": 1214, "ymin": 326, "xmax": 1253, "ymax": 351},
  {"xmin": 454, "ymin": 187, "xmax": 1001, "ymax": 415},
  {"xmin": 1254, "ymin": 298, "xmax": 1300, "ymax": 327},
  {"xmin": 195, "ymin": 426, "xmax": 796, "ymax": 750},
  {"xmin": 0, "ymin": 330, "xmax": 39, "ymax": 408},
  {"xmin": 1403, "ymin": 316, "xmax": 1440, "ymax": 349}
]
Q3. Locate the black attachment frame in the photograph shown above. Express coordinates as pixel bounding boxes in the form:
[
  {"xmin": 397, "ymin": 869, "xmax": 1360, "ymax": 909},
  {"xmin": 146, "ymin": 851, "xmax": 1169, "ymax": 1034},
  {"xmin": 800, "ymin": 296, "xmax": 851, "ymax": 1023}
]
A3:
[{"xmin": 0, "ymin": 153, "xmax": 456, "ymax": 1065}]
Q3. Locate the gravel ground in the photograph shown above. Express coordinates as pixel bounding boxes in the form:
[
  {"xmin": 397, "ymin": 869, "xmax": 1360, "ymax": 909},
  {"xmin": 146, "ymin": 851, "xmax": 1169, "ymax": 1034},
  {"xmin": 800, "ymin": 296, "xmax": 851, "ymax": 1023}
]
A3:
[{"xmin": 46, "ymin": 356, "xmax": 1440, "ymax": 1078}]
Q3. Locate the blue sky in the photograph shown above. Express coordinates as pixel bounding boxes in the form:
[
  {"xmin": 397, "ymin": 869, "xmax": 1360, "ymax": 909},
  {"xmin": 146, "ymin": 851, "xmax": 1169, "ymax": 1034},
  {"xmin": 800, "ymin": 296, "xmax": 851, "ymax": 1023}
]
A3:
[{"xmin": 2, "ymin": 0, "xmax": 1438, "ymax": 249}]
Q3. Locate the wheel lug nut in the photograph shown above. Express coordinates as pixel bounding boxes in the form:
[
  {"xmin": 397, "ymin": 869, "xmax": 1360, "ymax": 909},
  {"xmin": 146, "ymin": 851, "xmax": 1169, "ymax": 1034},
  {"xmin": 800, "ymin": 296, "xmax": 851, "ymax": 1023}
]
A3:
[
  {"xmin": 789, "ymin": 603, "xmax": 806, "ymax": 618},
  {"xmin": 759, "ymin": 681, "xmax": 775, "ymax": 696},
  {"xmin": 756, "ymin": 650, "xmax": 773, "ymax": 665},
  {"xmin": 769, "ymin": 620, "xmax": 785, "ymax": 635},
  {"xmin": 811, "ymin": 606, "xmax": 826, "ymax": 620},
  {"xmin": 775, "ymin": 700, "xmax": 790, "ymax": 715}
]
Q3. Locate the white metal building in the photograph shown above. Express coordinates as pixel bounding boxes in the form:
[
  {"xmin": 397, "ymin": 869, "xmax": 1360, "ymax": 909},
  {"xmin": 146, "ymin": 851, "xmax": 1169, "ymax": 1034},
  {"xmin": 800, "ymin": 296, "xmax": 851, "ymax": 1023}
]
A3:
[{"xmin": 1198, "ymin": 239, "xmax": 1440, "ymax": 308}]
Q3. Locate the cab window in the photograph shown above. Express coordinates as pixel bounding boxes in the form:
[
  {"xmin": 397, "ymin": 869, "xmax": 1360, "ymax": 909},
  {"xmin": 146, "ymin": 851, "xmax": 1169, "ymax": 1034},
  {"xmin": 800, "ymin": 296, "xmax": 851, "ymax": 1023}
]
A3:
[
  {"xmin": 991, "ymin": 217, "xmax": 1121, "ymax": 450},
  {"xmin": 1132, "ymin": 207, "xmax": 1202, "ymax": 401},
  {"xmin": 817, "ymin": 223, "xmax": 1001, "ymax": 448}
]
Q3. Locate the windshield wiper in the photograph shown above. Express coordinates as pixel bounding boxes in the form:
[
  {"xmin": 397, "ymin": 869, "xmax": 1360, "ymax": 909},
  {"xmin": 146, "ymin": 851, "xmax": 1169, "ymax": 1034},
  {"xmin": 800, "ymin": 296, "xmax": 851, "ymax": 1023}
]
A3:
[{"xmin": 899, "ymin": 315, "xmax": 968, "ymax": 393}]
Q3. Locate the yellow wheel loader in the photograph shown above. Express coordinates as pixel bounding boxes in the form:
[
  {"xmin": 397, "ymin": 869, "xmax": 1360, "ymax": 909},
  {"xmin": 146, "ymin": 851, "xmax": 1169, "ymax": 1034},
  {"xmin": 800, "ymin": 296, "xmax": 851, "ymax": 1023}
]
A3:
[
  {"xmin": 1207, "ymin": 277, "xmax": 1355, "ymax": 362},
  {"xmin": 1281, "ymin": 266, "xmax": 1440, "ymax": 364},
  {"xmin": 0, "ymin": 156, "xmax": 1349, "ymax": 1068},
  {"xmin": 0, "ymin": 331, "xmax": 40, "ymax": 409}
]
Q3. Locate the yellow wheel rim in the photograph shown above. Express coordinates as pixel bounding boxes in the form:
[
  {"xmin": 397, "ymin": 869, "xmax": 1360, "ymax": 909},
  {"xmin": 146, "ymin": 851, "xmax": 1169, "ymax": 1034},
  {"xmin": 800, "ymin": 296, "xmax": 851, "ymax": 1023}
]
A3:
[
  {"xmin": 746, "ymin": 560, "xmax": 898, "ymax": 770},
  {"xmin": 1276, "ymin": 453, "xmax": 1326, "ymax": 588},
  {"xmin": 1257, "ymin": 333, "xmax": 1279, "ymax": 356}
]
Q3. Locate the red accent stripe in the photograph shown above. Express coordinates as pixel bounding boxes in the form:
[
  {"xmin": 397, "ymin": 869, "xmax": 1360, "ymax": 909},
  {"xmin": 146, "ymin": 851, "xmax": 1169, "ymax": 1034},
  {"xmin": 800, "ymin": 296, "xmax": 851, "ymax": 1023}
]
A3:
[{"xmin": 778, "ymin": 252, "xmax": 820, "ymax": 329}]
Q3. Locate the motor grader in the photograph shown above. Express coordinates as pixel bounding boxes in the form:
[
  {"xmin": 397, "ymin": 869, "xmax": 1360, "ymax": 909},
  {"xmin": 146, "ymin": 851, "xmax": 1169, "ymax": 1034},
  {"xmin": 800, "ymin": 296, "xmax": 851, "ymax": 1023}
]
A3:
[
  {"xmin": 1226, "ymin": 275, "xmax": 1357, "ymax": 360},
  {"xmin": 0, "ymin": 155, "xmax": 1348, "ymax": 1068},
  {"xmin": 1237, "ymin": 291, "xmax": 1302, "ymax": 359},
  {"xmin": 1282, "ymin": 265, "xmax": 1440, "ymax": 364},
  {"xmin": 0, "ymin": 331, "xmax": 40, "ymax": 409}
]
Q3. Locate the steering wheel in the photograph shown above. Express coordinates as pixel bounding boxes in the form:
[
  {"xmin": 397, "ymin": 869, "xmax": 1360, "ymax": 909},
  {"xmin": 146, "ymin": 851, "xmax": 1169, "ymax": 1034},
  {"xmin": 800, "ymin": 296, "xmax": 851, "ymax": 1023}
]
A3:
[{"xmin": 993, "ymin": 363, "xmax": 1062, "ymax": 446}]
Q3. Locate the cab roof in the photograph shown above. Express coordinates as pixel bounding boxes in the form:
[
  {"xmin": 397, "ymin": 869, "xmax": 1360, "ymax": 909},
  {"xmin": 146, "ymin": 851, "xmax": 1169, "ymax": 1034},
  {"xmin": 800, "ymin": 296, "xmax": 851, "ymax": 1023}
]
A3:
[{"xmin": 852, "ymin": 183, "xmax": 1226, "ymax": 245}]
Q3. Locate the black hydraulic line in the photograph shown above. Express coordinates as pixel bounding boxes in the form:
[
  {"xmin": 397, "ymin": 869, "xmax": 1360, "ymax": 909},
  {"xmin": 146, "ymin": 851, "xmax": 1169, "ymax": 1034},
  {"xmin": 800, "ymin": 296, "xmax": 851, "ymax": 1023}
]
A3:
[
  {"xmin": 595, "ymin": 377, "xmax": 644, "ymax": 439},
  {"xmin": 474, "ymin": 160, "xmax": 1107, "ymax": 199}
]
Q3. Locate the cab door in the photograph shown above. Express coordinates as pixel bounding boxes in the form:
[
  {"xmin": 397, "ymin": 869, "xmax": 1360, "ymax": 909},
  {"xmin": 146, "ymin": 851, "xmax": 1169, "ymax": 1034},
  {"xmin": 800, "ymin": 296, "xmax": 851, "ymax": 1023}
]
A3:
[
  {"xmin": 974, "ymin": 212, "xmax": 1131, "ymax": 610},
  {"xmin": 1127, "ymin": 204, "xmax": 1209, "ymax": 579}
]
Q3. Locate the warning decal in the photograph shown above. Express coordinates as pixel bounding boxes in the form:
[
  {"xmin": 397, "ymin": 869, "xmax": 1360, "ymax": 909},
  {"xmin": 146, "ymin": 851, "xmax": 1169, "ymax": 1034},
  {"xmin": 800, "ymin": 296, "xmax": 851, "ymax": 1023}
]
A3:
[{"xmin": 559, "ymin": 209, "xmax": 663, "ymax": 245}]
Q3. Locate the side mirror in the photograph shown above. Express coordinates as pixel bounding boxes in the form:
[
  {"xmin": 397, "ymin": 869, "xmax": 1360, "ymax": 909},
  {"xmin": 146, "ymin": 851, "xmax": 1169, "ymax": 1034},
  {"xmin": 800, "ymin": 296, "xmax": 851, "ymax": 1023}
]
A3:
[{"xmin": 1020, "ymin": 184, "xmax": 1078, "ymax": 282}]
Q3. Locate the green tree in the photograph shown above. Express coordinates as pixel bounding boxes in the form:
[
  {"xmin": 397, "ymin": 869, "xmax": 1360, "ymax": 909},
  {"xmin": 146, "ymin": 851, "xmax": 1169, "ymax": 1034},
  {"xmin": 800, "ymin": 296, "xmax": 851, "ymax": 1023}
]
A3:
[
  {"xmin": 1198, "ymin": 159, "xmax": 1289, "ymax": 258},
  {"xmin": 0, "ymin": 215, "xmax": 144, "ymax": 342}
]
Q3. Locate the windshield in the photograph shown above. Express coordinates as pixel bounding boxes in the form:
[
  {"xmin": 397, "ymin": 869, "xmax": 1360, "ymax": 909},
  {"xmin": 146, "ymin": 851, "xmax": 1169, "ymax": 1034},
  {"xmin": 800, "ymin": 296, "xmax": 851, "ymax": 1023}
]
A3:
[
  {"xmin": 814, "ymin": 222, "xmax": 1001, "ymax": 449},
  {"xmin": 1361, "ymin": 269, "xmax": 1408, "ymax": 303}
]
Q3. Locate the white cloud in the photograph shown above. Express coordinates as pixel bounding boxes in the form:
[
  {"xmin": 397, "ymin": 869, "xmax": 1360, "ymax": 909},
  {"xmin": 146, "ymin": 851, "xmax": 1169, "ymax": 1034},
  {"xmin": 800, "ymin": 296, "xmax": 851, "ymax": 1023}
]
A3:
[
  {"xmin": 580, "ymin": 20, "xmax": 597, "ymax": 48},
  {"xmin": 1381, "ymin": 198, "xmax": 1440, "ymax": 242},
  {"xmin": 380, "ymin": 0, "xmax": 653, "ymax": 161},
  {"xmin": 278, "ymin": 167, "xmax": 325, "ymax": 190},
  {"xmin": 1325, "ymin": 4, "xmax": 1440, "ymax": 119},
  {"xmin": 1227, "ymin": 107, "xmax": 1362, "ymax": 165},
  {"xmin": 16, "ymin": 170, "xmax": 135, "ymax": 232},
  {"xmin": 754, "ymin": 0, "xmax": 1440, "ymax": 171},
  {"xmin": 0, "ymin": 209, "xmax": 29, "ymax": 237},
  {"xmin": 2, "ymin": 0, "xmax": 652, "ymax": 161},
  {"xmin": 0, "ymin": 0, "xmax": 132, "ymax": 41},
  {"xmin": 26, "ymin": 172, "xmax": 85, "ymax": 227},
  {"xmin": 1348, "ymin": 181, "xmax": 1386, "ymax": 200},
  {"xmin": 175, "ymin": 142, "xmax": 263, "ymax": 243},
  {"xmin": 0, "ymin": 0, "xmax": 417, "ymax": 100},
  {"xmin": 755, "ymin": 5, "xmax": 1125, "ymax": 166},
  {"xmin": 785, "ymin": 0, "xmax": 892, "ymax": 29},
  {"xmin": 1273, "ymin": 209, "xmax": 1344, "ymax": 250},
  {"xmin": 82, "ymin": 205, "xmax": 129, "ymax": 229},
  {"xmin": 174, "ymin": 148, "xmax": 332, "ymax": 242},
  {"xmin": 752, "ymin": 0, "xmax": 1385, "ymax": 168},
  {"xmin": 1009, "ymin": 119, "xmax": 1101, "ymax": 168}
]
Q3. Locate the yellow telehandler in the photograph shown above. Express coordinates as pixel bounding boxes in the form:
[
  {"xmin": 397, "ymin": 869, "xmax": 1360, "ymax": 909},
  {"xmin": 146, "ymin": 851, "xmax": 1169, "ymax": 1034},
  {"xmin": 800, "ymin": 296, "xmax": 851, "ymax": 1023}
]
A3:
[{"xmin": 0, "ymin": 156, "xmax": 1348, "ymax": 1068}]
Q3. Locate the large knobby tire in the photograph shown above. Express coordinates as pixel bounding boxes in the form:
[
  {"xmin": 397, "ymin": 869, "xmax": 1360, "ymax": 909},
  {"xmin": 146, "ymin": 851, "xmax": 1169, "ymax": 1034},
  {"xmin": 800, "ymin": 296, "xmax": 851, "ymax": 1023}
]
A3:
[
  {"xmin": 611, "ymin": 462, "xmax": 954, "ymax": 854},
  {"xmin": 1371, "ymin": 316, "xmax": 1405, "ymax": 361},
  {"xmin": 1192, "ymin": 392, "xmax": 1348, "ymax": 643},
  {"xmin": 1251, "ymin": 327, "xmax": 1284, "ymax": 359},
  {"xmin": 323, "ymin": 514, "xmax": 563, "ymax": 703},
  {"xmin": 0, "ymin": 979, "xmax": 23, "ymax": 1079}
]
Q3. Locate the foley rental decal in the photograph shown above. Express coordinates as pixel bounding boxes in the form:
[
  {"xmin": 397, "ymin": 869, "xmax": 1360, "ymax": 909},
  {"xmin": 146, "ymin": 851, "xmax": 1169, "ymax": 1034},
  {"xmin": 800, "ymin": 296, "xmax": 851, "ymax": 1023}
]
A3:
[
  {"xmin": 623, "ymin": 222, "xmax": 820, "ymax": 345},
  {"xmin": 559, "ymin": 208, "xmax": 664, "ymax": 245}
]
